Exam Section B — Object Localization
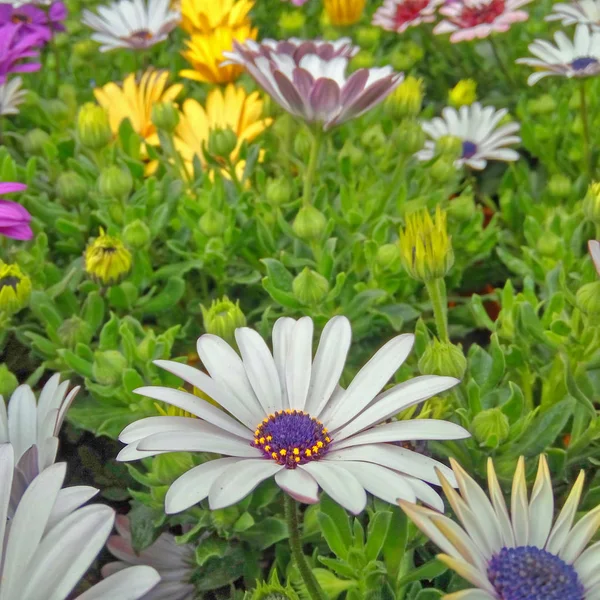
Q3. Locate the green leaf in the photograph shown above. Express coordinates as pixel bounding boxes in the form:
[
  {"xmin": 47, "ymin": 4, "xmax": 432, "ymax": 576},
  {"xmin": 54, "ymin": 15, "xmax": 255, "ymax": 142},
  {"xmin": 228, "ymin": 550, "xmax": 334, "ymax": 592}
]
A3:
[
  {"xmin": 383, "ymin": 508, "xmax": 407, "ymax": 582},
  {"xmin": 82, "ymin": 292, "xmax": 105, "ymax": 333},
  {"xmin": 195, "ymin": 537, "xmax": 228, "ymax": 566},
  {"xmin": 320, "ymin": 494, "xmax": 353, "ymax": 547},
  {"xmin": 57, "ymin": 349, "xmax": 93, "ymax": 379},
  {"xmin": 192, "ymin": 545, "xmax": 246, "ymax": 591},
  {"xmin": 365, "ymin": 510, "xmax": 392, "ymax": 562},
  {"xmin": 260, "ymin": 258, "xmax": 294, "ymax": 292},
  {"xmin": 98, "ymin": 313, "xmax": 120, "ymax": 351},
  {"xmin": 397, "ymin": 559, "xmax": 447, "ymax": 586},
  {"xmin": 138, "ymin": 277, "xmax": 185, "ymax": 314},
  {"xmin": 317, "ymin": 512, "xmax": 349, "ymax": 560},
  {"xmin": 240, "ymin": 517, "xmax": 288, "ymax": 550},
  {"xmin": 128, "ymin": 503, "xmax": 164, "ymax": 553}
]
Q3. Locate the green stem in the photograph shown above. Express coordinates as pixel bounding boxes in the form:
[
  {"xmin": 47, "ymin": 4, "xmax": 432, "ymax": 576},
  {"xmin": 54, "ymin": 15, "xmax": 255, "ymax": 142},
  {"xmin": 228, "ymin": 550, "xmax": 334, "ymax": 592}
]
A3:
[
  {"xmin": 580, "ymin": 80, "xmax": 592, "ymax": 178},
  {"xmin": 489, "ymin": 36, "xmax": 514, "ymax": 87},
  {"xmin": 595, "ymin": 223, "xmax": 600, "ymax": 240},
  {"xmin": 302, "ymin": 129, "xmax": 322, "ymax": 206},
  {"xmin": 284, "ymin": 494, "xmax": 326, "ymax": 600},
  {"xmin": 425, "ymin": 278, "xmax": 450, "ymax": 343}
]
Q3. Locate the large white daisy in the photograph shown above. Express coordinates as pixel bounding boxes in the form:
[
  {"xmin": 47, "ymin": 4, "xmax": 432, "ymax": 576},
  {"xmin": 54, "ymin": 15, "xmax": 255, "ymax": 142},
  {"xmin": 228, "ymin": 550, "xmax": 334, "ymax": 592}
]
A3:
[
  {"xmin": 517, "ymin": 24, "xmax": 600, "ymax": 85},
  {"xmin": 118, "ymin": 316, "xmax": 469, "ymax": 515},
  {"xmin": 400, "ymin": 455, "xmax": 600, "ymax": 600},
  {"xmin": 82, "ymin": 0, "xmax": 180, "ymax": 52},
  {"xmin": 416, "ymin": 102, "xmax": 520, "ymax": 170},
  {"xmin": 546, "ymin": 0, "xmax": 600, "ymax": 31},
  {"xmin": 0, "ymin": 443, "xmax": 160, "ymax": 600},
  {"xmin": 0, "ymin": 77, "xmax": 26, "ymax": 117}
]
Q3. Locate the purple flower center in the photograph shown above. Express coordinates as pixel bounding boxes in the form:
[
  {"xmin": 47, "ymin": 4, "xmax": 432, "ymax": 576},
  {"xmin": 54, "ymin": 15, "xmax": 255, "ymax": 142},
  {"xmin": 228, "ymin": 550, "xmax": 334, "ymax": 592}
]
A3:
[
  {"xmin": 570, "ymin": 56, "xmax": 599, "ymax": 71},
  {"xmin": 252, "ymin": 410, "xmax": 331, "ymax": 469},
  {"xmin": 129, "ymin": 29, "xmax": 153, "ymax": 40},
  {"xmin": 462, "ymin": 140, "xmax": 478, "ymax": 159},
  {"xmin": 487, "ymin": 546, "xmax": 584, "ymax": 600}
]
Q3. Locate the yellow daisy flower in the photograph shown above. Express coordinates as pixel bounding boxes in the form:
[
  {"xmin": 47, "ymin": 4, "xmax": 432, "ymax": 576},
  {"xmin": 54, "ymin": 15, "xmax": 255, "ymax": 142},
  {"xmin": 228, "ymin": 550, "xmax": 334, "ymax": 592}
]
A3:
[
  {"xmin": 180, "ymin": 24, "xmax": 257, "ymax": 84},
  {"xmin": 173, "ymin": 84, "xmax": 272, "ymax": 180},
  {"xmin": 94, "ymin": 69, "xmax": 183, "ymax": 148},
  {"xmin": 324, "ymin": 0, "xmax": 366, "ymax": 26},
  {"xmin": 180, "ymin": 0, "xmax": 254, "ymax": 35}
]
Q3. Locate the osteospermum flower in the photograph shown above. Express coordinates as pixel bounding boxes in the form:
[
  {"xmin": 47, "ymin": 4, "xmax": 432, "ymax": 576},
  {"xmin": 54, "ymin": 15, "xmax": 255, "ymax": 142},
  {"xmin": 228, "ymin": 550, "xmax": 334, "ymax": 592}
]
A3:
[
  {"xmin": 180, "ymin": 0, "xmax": 254, "ymax": 35},
  {"xmin": 180, "ymin": 24, "xmax": 257, "ymax": 84},
  {"xmin": 547, "ymin": 0, "xmax": 600, "ymax": 30},
  {"xmin": 174, "ymin": 84, "xmax": 272, "ymax": 180},
  {"xmin": 0, "ymin": 3, "xmax": 53, "ymax": 45},
  {"xmin": 372, "ymin": 0, "xmax": 442, "ymax": 34},
  {"xmin": 0, "ymin": 77, "xmax": 26, "ymax": 116},
  {"xmin": 118, "ymin": 316, "xmax": 469, "ymax": 515},
  {"xmin": 85, "ymin": 228, "xmax": 132, "ymax": 286},
  {"xmin": 0, "ymin": 182, "xmax": 32, "ymax": 240},
  {"xmin": 324, "ymin": 0, "xmax": 366, "ymax": 26},
  {"xmin": 516, "ymin": 24, "xmax": 600, "ymax": 85},
  {"xmin": 0, "ymin": 444, "xmax": 160, "ymax": 600},
  {"xmin": 417, "ymin": 103, "xmax": 520, "ymax": 170},
  {"xmin": 589, "ymin": 239, "xmax": 600, "ymax": 275},
  {"xmin": 103, "ymin": 515, "xmax": 196, "ymax": 600},
  {"xmin": 94, "ymin": 69, "xmax": 183, "ymax": 150},
  {"xmin": 400, "ymin": 455, "xmax": 600, "ymax": 600},
  {"xmin": 0, "ymin": 23, "xmax": 42, "ymax": 84},
  {"xmin": 223, "ymin": 38, "xmax": 402, "ymax": 130},
  {"xmin": 82, "ymin": 0, "xmax": 180, "ymax": 52},
  {"xmin": 434, "ymin": 0, "xmax": 532, "ymax": 42}
]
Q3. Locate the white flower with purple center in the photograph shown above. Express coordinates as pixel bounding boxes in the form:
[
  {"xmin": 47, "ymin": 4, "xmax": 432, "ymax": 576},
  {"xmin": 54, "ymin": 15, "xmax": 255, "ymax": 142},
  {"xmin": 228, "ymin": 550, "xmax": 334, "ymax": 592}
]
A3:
[
  {"xmin": 546, "ymin": 0, "xmax": 600, "ymax": 31},
  {"xmin": 222, "ymin": 39, "xmax": 403, "ymax": 130},
  {"xmin": 117, "ymin": 316, "xmax": 469, "ymax": 515},
  {"xmin": 517, "ymin": 24, "xmax": 600, "ymax": 85},
  {"xmin": 416, "ymin": 102, "xmax": 520, "ymax": 170},
  {"xmin": 400, "ymin": 455, "xmax": 600, "ymax": 600}
]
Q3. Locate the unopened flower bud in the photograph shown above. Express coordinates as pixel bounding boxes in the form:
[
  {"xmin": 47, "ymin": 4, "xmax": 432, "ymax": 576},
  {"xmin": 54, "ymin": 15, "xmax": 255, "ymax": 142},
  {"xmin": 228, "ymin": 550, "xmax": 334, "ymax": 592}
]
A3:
[
  {"xmin": 199, "ymin": 209, "xmax": 227, "ymax": 237},
  {"xmin": 448, "ymin": 79, "xmax": 477, "ymax": 108},
  {"xmin": 151, "ymin": 101, "xmax": 180, "ymax": 133},
  {"xmin": 418, "ymin": 338, "xmax": 466, "ymax": 379},
  {"xmin": 278, "ymin": 10, "xmax": 305, "ymax": 33},
  {"xmin": 355, "ymin": 26, "xmax": 381, "ymax": 48},
  {"xmin": 84, "ymin": 228, "xmax": 132, "ymax": 286},
  {"xmin": 23, "ymin": 128, "xmax": 50, "ymax": 155},
  {"xmin": 0, "ymin": 262, "xmax": 31, "ymax": 316},
  {"xmin": 98, "ymin": 165, "xmax": 133, "ymax": 199},
  {"xmin": 201, "ymin": 296, "xmax": 246, "ymax": 344},
  {"xmin": 339, "ymin": 140, "xmax": 363, "ymax": 166},
  {"xmin": 536, "ymin": 232, "xmax": 560, "ymax": 257},
  {"xmin": 430, "ymin": 157, "xmax": 457, "ymax": 183},
  {"xmin": 58, "ymin": 316, "xmax": 94, "ymax": 348},
  {"xmin": 393, "ymin": 119, "xmax": 425, "ymax": 154},
  {"xmin": 77, "ymin": 103, "xmax": 112, "ymax": 150},
  {"xmin": 361, "ymin": 124, "xmax": 386, "ymax": 150},
  {"xmin": 436, "ymin": 135, "xmax": 463, "ymax": 159},
  {"xmin": 576, "ymin": 281, "xmax": 600, "ymax": 316},
  {"xmin": 292, "ymin": 268, "xmax": 330, "ymax": 305},
  {"xmin": 46, "ymin": 98, "xmax": 70, "ymax": 122},
  {"xmin": 351, "ymin": 49, "xmax": 375, "ymax": 70},
  {"xmin": 386, "ymin": 76, "xmax": 424, "ymax": 119},
  {"xmin": 73, "ymin": 39, "xmax": 96, "ymax": 58},
  {"xmin": 92, "ymin": 350, "xmax": 127, "ymax": 386},
  {"xmin": 250, "ymin": 574, "xmax": 300, "ymax": 600},
  {"xmin": 447, "ymin": 193, "xmax": 475, "ymax": 221},
  {"xmin": 208, "ymin": 127, "xmax": 238, "ymax": 158},
  {"xmin": 123, "ymin": 219, "xmax": 151, "ymax": 249},
  {"xmin": 293, "ymin": 130, "xmax": 311, "ymax": 157},
  {"xmin": 376, "ymin": 243, "xmax": 401, "ymax": 271},
  {"xmin": 56, "ymin": 171, "xmax": 88, "ymax": 204},
  {"xmin": 293, "ymin": 205, "xmax": 326, "ymax": 241},
  {"xmin": 583, "ymin": 182, "xmax": 600, "ymax": 224},
  {"xmin": 0, "ymin": 364, "xmax": 18, "ymax": 399},
  {"xmin": 548, "ymin": 174, "xmax": 572, "ymax": 199},
  {"xmin": 390, "ymin": 43, "xmax": 423, "ymax": 71},
  {"xmin": 472, "ymin": 407, "xmax": 510, "ymax": 447},
  {"xmin": 266, "ymin": 177, "xmax": 291, "ymax": 206}
]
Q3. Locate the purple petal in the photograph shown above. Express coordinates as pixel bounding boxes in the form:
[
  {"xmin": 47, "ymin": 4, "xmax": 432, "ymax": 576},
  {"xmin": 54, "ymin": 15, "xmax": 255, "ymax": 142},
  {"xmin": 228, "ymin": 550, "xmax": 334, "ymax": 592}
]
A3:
[
  {"xmin": 309, "ymin": 78, "xmax": 341, "ymax": 123},
  {"xmin": 340, "ymin": 69, "xmax": 370, "ymax": 105},
  {"xmin": 293, "ymin": 67, "xmax": 315, "ymax": 99},
  {"xmin": 0, "ymin": 199, "xmax": 31, "ymax": 223},
  {"xmin": 273, "ymin": 70, "xmax": 307, "ymax": 115},
  {"xmin": 0, "ymin": 183, "xmax": 27, "ymax": 195},
  {"xmin": 0, "ymin": 223, "xmax": 33, "ymax": 240}
]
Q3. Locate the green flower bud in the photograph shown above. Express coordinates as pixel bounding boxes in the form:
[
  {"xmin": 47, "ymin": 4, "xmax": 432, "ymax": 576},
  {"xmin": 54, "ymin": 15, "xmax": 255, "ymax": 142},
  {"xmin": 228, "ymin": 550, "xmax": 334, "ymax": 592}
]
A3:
[
  {"xmin": 548, "ymin": 174, "xmax": 572, "ymax": 199},
  {"xmin": 266, "ymin": 177, "xmax": 291, "ymax": 205},
  {"xmin": 361, "ymin": 124, "xmax": 387, "ymax": 150},
  {"xmin": 278, "ymin": 10, "xmax": 306, "ymax": 33},
  {"xmin": 23, "ymin": 128, "xmax": 50, "ymax": 155},
  {"xmin": 446, "ymin": 193, "xmax": 475, "ymax": 221},
  {"xmin": 0, "ymin": 364, "xmax": 18, "ymax": 399},
  {"xmin": 293, "ymin": 130, "xmax": 311, "ymax": 157},
  {"xmin": 123, "ymin": 219, "xmax": 151, "ymax": 249},
  {"xmin": 536, "ymin": 232, "xmax": 561, "ymax": 257},
  {"xmin": 293, "ymin": 205, "xmax": 326, "ymax": 241},
  {"xmin": 199, "ymin": 209, "xmax": 227, "ymax": 237},
  {"xmin": 85, "ymin": 229, "xmax": 132, "ymax": 286},
  {"xmin": 351, "ymin": 49, "xmax": 375, "ymax": 70},
  {"xmin": 583, "ymin": 182, "xmax": 600, "ymax": 225},
  {"xmin": 73, "ymin": 39, "xmax": 96, "ymax": 59},
  {"xmin": 393, "ymin": 118, "xmax": 425, "ymax": 154},
  {"xmin": 77, "ymin": 103, "xmax": 112, "ymax": 150},
  {"xmin": 58, "ymin": 316, "xmax": 94, "ymax": 348},
  {"xmin": 45, "ymin": 99, "xmax": 70, "ymax": 122},
  {"xmin": 208, "ymin": 127, "xmax": 238, "ymax": 158},
  {"xmin": 390, "ymin": 42, "xmax": 423, "ymax": 71},
  {"xmin": 98, "ymin": 165, "xmax": 133, "ymax": 199},
  {"xmin": 472, "ymin": 407, "xmax": 510, "ymax": 447},
  {"xmin": 448, "ymin": 79, "xmax": 477, "ymax": 108},
  {"xmin": 151, "ymin": 101, "xmax": 180, "ymax": 133},
  {"xmin": 292, "ymin": 268, "xmax": 330, "ymax": 305},
  {"xmin": 201, "ymin": 296, "xmax": 246, "ymax": 344},
  {"xmin": 355, "ymin": 26, "xmax": 381, "ymax": 49},
  {"xmin": 418, "ymin": 338, "xmax": 466, "ymax": 379},
  {"xmin": 576, "ymin": 281, "xmax": 600, "ymax": 316},
  {"xmin": 250, "ymin": 572, "xmax": 300, "ymax": 600},
  {"xmin": 527, "ymin": 94, "xmax": 557, "ymax": 115},
  {"xmin": 386, "ymin": 76, "xmax": 424, "ymax": 119},
  {"xmin": 338, "ymin": 140, "xmax": 363, "ymax": 166},
  {"xmin": 0, "ymin": 262, "xmax": 31, "ymax": 316},
  {"xmin": 436, "ymin": 134, "xmax": 463, "ymax": 159},
  {"xmin": 92, "ymin": 350, "xmax": 128, "ymax": 386},
  {"xmin": 430, "ymin": 157, "xmax": 458, "ymax": 183},
  {"xmin": 376, "ymin": 243, "xmax": 401, "ymax": 271},
  {"xmin": 56, "ymin": 171, "xmax": 88, "ymax": 204}
]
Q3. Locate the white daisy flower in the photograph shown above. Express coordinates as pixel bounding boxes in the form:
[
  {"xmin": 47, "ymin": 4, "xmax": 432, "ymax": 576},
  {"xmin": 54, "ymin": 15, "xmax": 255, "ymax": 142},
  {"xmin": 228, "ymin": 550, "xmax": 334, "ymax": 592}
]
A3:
[
  {"xmin": 102, "ymin": 515, "xmax": 196, "ymax": 600},
  {"xmin": 0, "ymin": 77, "xmax": 26, "ymax": 117},
  {"xmin": 589, "ymin": 239, "xmax": 600, "ymax": 275},
  {"xmin": 517, "ymin": 24, "xmax": 600, "ymax": 85},
  {"xmin": 82, "ymin": 0, "xmax": 180, "ymax": 52},
  {"xmin": 0, "ymin": 444, "xmax": 161, "ymax": 600},
  {"xmin": 400, "ymin": 455, "xmax": 600, "ymax": 600},
  {"xmin": 118, "ymin": 316, "xmax": 469, "ymax": 515},
  {"xmin": 546, "ymin": 0, "xmax": 600, "ymax": 31},
  {"xmin": 416, "ymin": 102, "xmax": 521, "ymax": 170}
]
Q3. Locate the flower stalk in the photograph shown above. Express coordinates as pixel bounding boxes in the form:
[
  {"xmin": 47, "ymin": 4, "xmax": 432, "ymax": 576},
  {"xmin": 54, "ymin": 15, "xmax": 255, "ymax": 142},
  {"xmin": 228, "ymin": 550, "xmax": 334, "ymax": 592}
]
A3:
[
  {"xmin": 580, "ymin": 79, "xmax": 592, "ymax": 178},
  {"xmin": 425, "ymin": 278, "xmax": 450, "ymax": 343},
  {"xmin": 303, "ymin": 129, "xmax": 323, "ymax": 206}
]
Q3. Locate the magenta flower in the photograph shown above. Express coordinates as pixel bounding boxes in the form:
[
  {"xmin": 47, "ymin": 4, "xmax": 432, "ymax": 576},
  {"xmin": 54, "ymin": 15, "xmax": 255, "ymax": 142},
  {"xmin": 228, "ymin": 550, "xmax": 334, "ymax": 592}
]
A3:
[
  {"xmin": 223, "ymin": 39, "xmax": 402, "ymax": 130},
  {"xmin": 434, "ymin": 0, "xmax": 532, "ymax": 42},
  {"xmin": 0, "ymin": 4, "xmax": 52, "ymax": 45},
  {"xmin": 0, "ymin": 23, "xmax": 42, "ymax": 84},
  {"xmin": 48, "ymin": 1, "xmax": 67, "ymax": 31},
  {"xmin": 0, "ymin": 182, "xmax": 33, "ymax": 241}
]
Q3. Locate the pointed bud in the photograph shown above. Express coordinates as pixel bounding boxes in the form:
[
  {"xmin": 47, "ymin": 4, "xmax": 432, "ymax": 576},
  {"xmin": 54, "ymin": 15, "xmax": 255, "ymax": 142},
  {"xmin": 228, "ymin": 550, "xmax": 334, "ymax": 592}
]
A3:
[
  {"xmin": 77, "ymin": 103, "xmax": 112, "ymax": 150},
  {"xmin": 576, "ymin": 281, "xmax": 600, "ymax": 316},
  {"xmin": 84, "ymin": 228, "xmax": 132, "ymax": 286},
  {"xmin": 448, "ymin": 79, "xmax": 477, "ymax": 107},
  {"xmin": 151, "ymin": 101, "xmax": 180, "ymax": 133},
  {"xmin": 292, "ymin": 268, "xmax": 330, "ymax": 305},
  {"xmin": 208, "ymin": 127, "xmax": 238, "ymax": 159},
  {"xmin": 418, "ymin": 338, "xmax": 466, "ymax": 379},
  {"xmin": 266, "ymin": 177, "xmax": 291, "ymax": 206},
  {"xmin": 56, "ymin": 171, "xmax": 88, "ymax": 205},
  {"xmin": 201, "ymin": 296, "xmax": 246, "ymax": 344},
  {"xmin": 293, "ymin": 205, "xmax": 326, "ymax": 241},
  {"xmin": 98, "ymin": 165, "xmax": 133, "ymax": 199},
  {"xmin": 386, "ymin": 76, "xmax": 424, "ymax": 119},
  {"xmin": 376, "ymin": 243, "xmax": 401, "ymax": 272},
  {"xmin": 23, "ymin": 128, "xmax": 50, "ymax": 155},
  {"xmin": 123, "ymin": 219, "xmax": 151, "ymax": 249},
  {"xmin": 472, "ymin": 407, "xmax": 509, "ymax": 447},
  {"xmin": 548, "ymin": 174, "xmax": 572, "ymax": 199},
  {"xmin": 92, "ymin": 350, "xmax": 128, "ymax": 386},
  {"xmin": 199, "ymin": 209, "xmax": 227, "ymax": 237},
  {"xmin": 0, "ymin": 262, "xmax": 31, "ymax": 316},
  {"xmin": 58, "ymin": 316, "xmax": 94, "ymax": 348}
]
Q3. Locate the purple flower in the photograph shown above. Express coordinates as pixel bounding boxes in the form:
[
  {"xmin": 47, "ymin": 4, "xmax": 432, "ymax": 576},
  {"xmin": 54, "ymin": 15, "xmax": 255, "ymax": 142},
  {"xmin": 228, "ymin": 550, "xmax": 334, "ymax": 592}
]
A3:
[
  {"xmin": 0, "ymin": 4, "xmax": 52, "ymax": 45},
  {"xmin": 0, "ymin": 23, "xmax": 42, "ymax": 84},
  {"xmin": 223, "ymin": 38, "xmax": 402, "ymax": 130},
  {"xmin": 0, "ymin": 182, "xmax": 33, "ymax": 241},
  {"xmin": 48, "ymin": 2, "xmax": 67, "ymax": 32}
]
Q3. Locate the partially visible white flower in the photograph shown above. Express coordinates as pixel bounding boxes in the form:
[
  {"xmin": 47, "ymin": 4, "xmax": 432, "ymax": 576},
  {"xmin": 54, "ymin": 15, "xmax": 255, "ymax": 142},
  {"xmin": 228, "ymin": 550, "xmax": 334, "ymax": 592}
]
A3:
[
  {"xmin": 517, "ymin": 24, "xmax": 600, "ymax": 85},
  {"xmin": 417, "ymin": 102, "xmax": 520, "ymax": 170},
  {"xmin": 546, "ymin": 0, "xmax": 600, "ymax": 30},
  {"xmin": 0, "ymin": 77, "xmax": 27, "ymax": 117},
  {"xmin": 0, "ymin": 443, "xmax": 161, "ymax": 600},
  {"xmin": 82, "ymin": 0, "xmax": 180, "ymax": 52},
  {"xmin": 589, "ymin": 239, "xmax": 600, "ymax": 275},
  {"xmin": 103, "ymin": 515, "xmax": 196, "ymax": 600}
]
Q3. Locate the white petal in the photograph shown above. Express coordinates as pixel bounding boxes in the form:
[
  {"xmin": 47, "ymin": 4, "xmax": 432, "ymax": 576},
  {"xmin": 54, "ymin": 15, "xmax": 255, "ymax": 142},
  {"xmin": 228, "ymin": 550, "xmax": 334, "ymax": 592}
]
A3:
[
  {"xmin": 275, "ymin": 468, "xmax": 320, "ymax": 504},
  {"xmin": 285, "ymin": 317, "xmax": 314, "ymax": 411},
  {"xmin": 0, "ymin": 444, "xmax": 14, "ymax": 567},
  {"xmin": 46, "ymin": 486, "xmax": 99, "ymax": 532},
  {"xmin": 75, "ymin": 566, "xmax": 160, "ymax": 600},
  {"xmin": 510, "ymin": 457, "xmax": 529, "ymax": 546},
  {"xmin": 272, "ymin": 317, "xmax": 297, "ymax": 409},
  {"xmin": 574, "ymin": 541, "xmax": 600, "ymax": 588},
  {"xmin": 546, "ymin": 470, "xmax": 585, "ymax": 554},
  {"xmin": 527, "ymin": 455, "xmax": 554, "ymax": 548},
  {"xmin": 7, "ymin": 384, "xmax": 37, "ymax": 463},
  {"xmin": 559, "ymin": 505, "xmax": 600, "ymax": 564}
]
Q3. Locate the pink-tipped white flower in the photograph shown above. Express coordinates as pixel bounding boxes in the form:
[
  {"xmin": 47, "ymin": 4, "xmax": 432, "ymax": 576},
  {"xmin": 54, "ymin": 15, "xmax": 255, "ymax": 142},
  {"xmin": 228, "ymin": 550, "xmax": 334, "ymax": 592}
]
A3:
[
  {"xmin": 372, "ymin": 0, "xmax": 442, "ymax": 34},
  {"xmin": 417, "ymin": 102, "xmax": 520, "ymax": 170},
  {"xmin": 0, "ymin": 444, "xmax": 160, "ymax": 600},
  {"xmin": 103, "ymin": 515, "xmax": 196, "ymax": 600},
  {"xmin": 517, "ymin": 24, "xmax": 600, "ymax": 85},
  {"xmin": 400, "ymin": 455, "xmax": 600, "ymax": 600},
  {"xmin": 546, "ymin": 0, "xmax": 600, "ymax": 30},
  {"xmin": 434, "ymin": 0, "xmax": 532, "ymax": 42},
  {"xmin": 118, "ymin": 316, "xmax": 469, "ymax": 515},
  {"xmin": 223, "ymin": 39, "xmax": 402, "ymax": 130},
  {"xmin": 589, "ymin": 239, "xmax": 600, "ymax": 275}
]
